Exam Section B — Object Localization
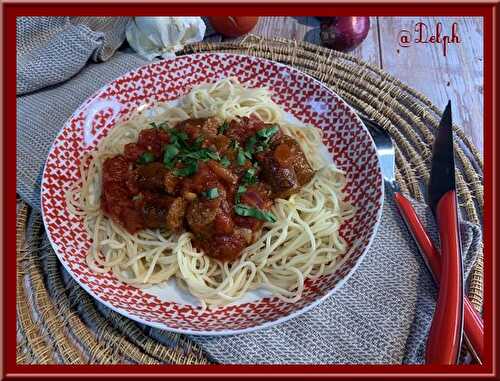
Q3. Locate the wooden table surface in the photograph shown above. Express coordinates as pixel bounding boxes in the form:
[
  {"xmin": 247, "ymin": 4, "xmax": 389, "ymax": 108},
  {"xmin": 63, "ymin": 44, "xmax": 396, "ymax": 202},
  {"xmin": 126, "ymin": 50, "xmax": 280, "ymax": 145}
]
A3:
[{"xmin": 206, "ymin": 17, "xmax": 484, "ymax": 157}]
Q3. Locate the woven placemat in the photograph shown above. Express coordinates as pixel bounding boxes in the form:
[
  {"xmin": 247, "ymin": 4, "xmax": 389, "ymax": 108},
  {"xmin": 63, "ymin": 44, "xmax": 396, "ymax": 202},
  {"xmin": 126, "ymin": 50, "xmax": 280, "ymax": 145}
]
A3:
[{"xmin": 16, "ymin": 36, "xmax": 483, "ymax": 364}]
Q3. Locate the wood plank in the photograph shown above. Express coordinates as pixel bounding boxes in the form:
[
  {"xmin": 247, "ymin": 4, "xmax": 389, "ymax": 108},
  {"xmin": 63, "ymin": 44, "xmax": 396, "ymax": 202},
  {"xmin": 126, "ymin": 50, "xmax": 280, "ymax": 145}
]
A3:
[
  {"xmin": 378, "ymin": 17, "xmax": 483, "ymax": 155},
  {"xmin": 204, "ymin": 16, "xmax": 382, "ymax": 67}
]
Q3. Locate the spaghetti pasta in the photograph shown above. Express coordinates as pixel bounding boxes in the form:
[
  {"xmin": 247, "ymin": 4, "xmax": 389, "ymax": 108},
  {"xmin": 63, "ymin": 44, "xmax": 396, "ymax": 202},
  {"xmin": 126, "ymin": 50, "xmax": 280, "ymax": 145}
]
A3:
[{"xmin": 67, "ymin": 78, "xmax": 355, "ymax": 308}]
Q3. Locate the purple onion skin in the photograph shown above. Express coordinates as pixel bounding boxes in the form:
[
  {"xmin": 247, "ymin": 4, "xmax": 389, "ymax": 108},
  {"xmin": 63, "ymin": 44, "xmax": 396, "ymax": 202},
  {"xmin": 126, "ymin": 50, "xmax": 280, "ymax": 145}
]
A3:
[{"xmin": 320, "ymin": 17, "xmax": 371, "ymax": 52}]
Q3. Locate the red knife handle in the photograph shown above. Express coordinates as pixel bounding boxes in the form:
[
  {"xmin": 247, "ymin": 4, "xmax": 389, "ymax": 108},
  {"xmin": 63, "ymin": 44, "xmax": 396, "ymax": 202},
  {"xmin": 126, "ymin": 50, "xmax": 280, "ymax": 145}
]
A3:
[
  {"xmin": 426, "ymin": 190, "xmax": 463, "ymax": 364},
  {"xmin": 394, "ymin": 192, "xmax": 484, "ymax": 363}
]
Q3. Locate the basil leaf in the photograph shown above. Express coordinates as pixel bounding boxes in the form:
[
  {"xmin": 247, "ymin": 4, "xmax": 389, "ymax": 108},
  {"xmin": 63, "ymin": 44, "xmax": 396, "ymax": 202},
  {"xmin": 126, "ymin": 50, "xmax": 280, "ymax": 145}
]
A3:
[
  {"xmin": 174, "ymin": 161, "xmax": 198, "ymax": 177},
  {"xmin": 236, "ymin": 149, "xmax": 246, "ymax": 165},
  {"xmin": 245, "ymin": 125, "xmax": 280, "ymax": 152},
  {"xmin": 182, "ymin": 151, "xmax": 205, "ymax": 160},
  {"xmin": 234, "ymin": 204, "xmax": 277, "ymax": 223},
  {"xmin": 163, "ymin": 144, "xmax": 179, "ymax": 167},
  {"xmin": 182, "ymin": 148, "xmax": 219, "ymax": 162},
  {"xmin": 236, "ymin": 185, "xmax": 247, "ymax": 203},
  {"xmin": 245, "ymin": 136, "xmax": 257, "ymax": 153},
  {"xmin": 202, "ymin": 188, "xmax": 219, "ymax": 199},
  {"xmin": 206, "ymin": 150, "xmax": 220, "ymax": 161},
  {"xmin": 242, "ymin": 168, "xmax": 257, "ymax": 184},
  {"xmin": 218, "ymin": 121, "xmax": 229, "ymax": 135},
  {"xmin": 137, "ymin": 151, "xmax": 155, "ymax": 164},
  {"xmin": 194, "ymin": 136, "xmax": 204, "ymax": 148},
  {"xmin": 256, "ymin": 125, "xmax": 279, "ymax": 139},
  {"xmin": 168, "ymin": 129, "xmax": 188, "ymax": 147},
  {"xmin": 220, "ymin": 156, "xmax": 230, "ymax": 167}
]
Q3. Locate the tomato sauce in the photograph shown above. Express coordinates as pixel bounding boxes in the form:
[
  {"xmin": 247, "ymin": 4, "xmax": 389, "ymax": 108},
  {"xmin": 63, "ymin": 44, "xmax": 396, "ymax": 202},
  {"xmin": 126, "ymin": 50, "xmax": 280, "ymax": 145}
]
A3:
[{"xmin": 100, "ymin": 116, "xmax": 314, "ymax": 261}]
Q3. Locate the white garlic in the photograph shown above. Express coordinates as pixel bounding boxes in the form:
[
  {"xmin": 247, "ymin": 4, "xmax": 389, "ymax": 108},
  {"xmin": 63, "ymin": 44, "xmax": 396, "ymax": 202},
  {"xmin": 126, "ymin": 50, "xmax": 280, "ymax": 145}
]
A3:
[{"xmin": 126, "ymin": 17, "xmax": 206, "ymax": 60}]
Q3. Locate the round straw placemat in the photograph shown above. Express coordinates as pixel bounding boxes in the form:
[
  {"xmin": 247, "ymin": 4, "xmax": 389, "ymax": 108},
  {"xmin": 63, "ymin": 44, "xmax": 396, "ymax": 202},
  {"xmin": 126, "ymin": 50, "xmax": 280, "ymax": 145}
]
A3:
[{"xmin": 16, "ymin": 36, "xmax": 483, "ymax": 364}]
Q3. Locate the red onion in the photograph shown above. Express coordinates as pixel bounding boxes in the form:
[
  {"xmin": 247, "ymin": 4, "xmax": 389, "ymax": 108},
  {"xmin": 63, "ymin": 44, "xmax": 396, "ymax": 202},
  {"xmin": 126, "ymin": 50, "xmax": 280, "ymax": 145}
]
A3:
[{"xmin": 319, "ymin": 17, "xmax": 371, "ymax": 52}]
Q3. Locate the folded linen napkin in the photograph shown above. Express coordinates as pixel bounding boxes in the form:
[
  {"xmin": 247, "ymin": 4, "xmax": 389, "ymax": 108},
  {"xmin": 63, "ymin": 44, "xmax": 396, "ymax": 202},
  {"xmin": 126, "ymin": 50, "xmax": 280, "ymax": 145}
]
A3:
[
  {"xmin": 16, "ymin": 16, "xmax": 130, "ymax": 95},
  {"xmin": 16, "ymin": 17, "xmax": 482, "ymax": 364}
]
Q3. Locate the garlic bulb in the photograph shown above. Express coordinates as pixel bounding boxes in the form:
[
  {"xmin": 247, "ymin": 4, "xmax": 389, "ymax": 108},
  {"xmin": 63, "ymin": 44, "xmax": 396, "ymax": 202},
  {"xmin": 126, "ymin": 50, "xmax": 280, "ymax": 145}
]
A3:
[{"xmin": 126, "ymin": 17, "xmax": 206, "ymax": 60}]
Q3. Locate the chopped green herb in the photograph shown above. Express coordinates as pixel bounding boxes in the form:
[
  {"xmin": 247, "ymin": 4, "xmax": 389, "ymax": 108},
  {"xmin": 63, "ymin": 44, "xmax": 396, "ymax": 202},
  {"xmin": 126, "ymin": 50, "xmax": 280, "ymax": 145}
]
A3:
[
  {"xmin": 234, "ymin": 204, "xmax": 277, "ymax": 223},
  {"xmin": 137, "ymin": 151, "xmax": 155, "ymax": 164},
  {"xmin": 194, "ymin": 136, "xmax": 204, "ymax": 148},
  {"xmin": 202, "ymin": 188, "xmax": 220, "ymax": 199},
  {"xmin": 245, "ymin": 136, "xmax": 257, "ymax": 152},
  {"xmin": 236, "ymin": 185, "xmax": 247, "ymax": 203},
  {"xmin": 242, "ymin": 168, "xmax": 257, "ymax": 185},
  {"xmin": 218, "ymin": 121, "xmax": 229, "ymax": 134},
  {"xmin": 168, "ymin": 129, "xmax": 189, "ymax": 147},
  {"xmin": 245, "ymin": 125, "xmax": 279, "ymax": 154},
  {"xmin": 256, "ymin": 125, "xmax": 279, "ymax": 139},
  {"xmin": 174, "ymin": 162, "xmax": 198, "ymax": 177},
  {"xmin": 163, "ymin": 144, "xmax": 179, "ymax": 167},
  {"xmin": 236, "ymin": 149, "xmax": 246, "ymax": 165},
  {"xmin": 220, "ymin": 156, "xmax": 231, "ymax": 167},
  {"xmin": 149, "ymin": 122, "xmax": 158, "ymax": 129},
  {"xmin": 182, "ymin": 148, "xmax": 219, "ymax": 161},
  {"xmin": 205, "ymin": 150, "xmax": 220, "ymax": 161}
]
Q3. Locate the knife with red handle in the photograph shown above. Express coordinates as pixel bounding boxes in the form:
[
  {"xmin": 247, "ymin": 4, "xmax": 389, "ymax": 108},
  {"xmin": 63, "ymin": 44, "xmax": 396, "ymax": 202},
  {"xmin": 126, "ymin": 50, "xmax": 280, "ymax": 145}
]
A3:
[
  {"xmin": 394, "ymin": 191, "xmax": 484, "ymax": 363},
  {"xmin": 424, "ymin": 102, "xmax": 464, "ymax": 364},
  {"xmin": 362, "ymin": 103, "xmax": 469, "ymax": 364}
]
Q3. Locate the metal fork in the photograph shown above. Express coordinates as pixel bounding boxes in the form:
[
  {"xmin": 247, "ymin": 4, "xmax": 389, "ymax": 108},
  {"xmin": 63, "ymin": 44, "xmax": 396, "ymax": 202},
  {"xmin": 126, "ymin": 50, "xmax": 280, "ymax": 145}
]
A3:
[{"xmin": 359, "ymin": 116, "xmax": 398, "ymax": 192}]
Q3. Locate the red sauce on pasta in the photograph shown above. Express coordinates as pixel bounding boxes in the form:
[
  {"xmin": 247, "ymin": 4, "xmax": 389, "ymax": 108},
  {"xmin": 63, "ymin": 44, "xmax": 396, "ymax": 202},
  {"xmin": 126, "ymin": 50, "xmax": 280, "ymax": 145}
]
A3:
[{"xmin": 101, "ymin": 116, "xmax": 315, "ymax": 261}]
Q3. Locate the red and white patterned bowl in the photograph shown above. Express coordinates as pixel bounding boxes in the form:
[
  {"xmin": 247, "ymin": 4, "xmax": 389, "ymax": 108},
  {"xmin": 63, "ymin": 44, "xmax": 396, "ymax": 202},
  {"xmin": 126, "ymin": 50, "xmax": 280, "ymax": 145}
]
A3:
[{"xmin": 41, "ymin": 53, "xmax": 383, "ymax": 335}]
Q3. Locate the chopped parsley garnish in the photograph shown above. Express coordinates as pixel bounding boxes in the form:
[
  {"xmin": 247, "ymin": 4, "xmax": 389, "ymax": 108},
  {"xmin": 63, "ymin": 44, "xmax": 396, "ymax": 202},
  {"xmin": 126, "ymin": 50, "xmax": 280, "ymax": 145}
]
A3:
[
  {"xmin": 236, "ymin": 185, "xmax": 247, "ymax": 203},
  {"xmin": 202, "ymin": 188, "xmax": 220, "ymax": 199},
  {"xmin": 256, "ymin": 125, "xmax": 279, "ymax": 139},
  {"xmin": 183, "ymin": 148, "xmax": 219, "ymax": 161},
  {"xmin": 137, "ymin": 151, "xmax": 155, "ymax": 164},
  {"xmin": 173, "ymin": 161, "xmax": 198, "ymax": 177},
  {"xmin": 206, "ymin": 150, "xmax": 221, "ymax": 161},
  {"xmin": 236, "ymin": 149, "xmax": 246, "ymax": 165},
  {"xmin": 168, "ymin": 129, "xmax": 189, "ymax": 147},
  {"xmin": 234, "ymin": 204, "xmax": 277, "ymax": 223},
  {"xmin": 246, "ymin": 125, "xmax": 279, "ymax": 153},
  {"xmin": 218, "ymin": 121, "xmax": 229, "ymax": 134},
  {"xmin": 241, "ymin": 168, "xmax": 257, "ymax": 185},
  {"xmin": 163, "ymin": 144, "xmax": 179, "ymax": 167},
  {"xmin": 194, "ymin": 136, "xmax": 204, "ymax": 148},
  {"xmin": 162, "ymin": 129, "xmax": 225, "ymax": 175},
  {"xmin": 245, "ymin": 136, "xmax": 257, "ymax": 152},
  {"xmin": 160, "ymin": 122, "xmax": 277, "ymax": 179},
  {"xmin": 220, "ymin": 156, "xmax": 231, "ymax": 167}
]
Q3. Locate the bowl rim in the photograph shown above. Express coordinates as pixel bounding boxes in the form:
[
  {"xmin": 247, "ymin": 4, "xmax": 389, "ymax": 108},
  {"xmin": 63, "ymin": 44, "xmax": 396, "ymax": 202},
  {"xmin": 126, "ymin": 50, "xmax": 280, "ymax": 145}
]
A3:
[{"xmin": 40, "ymin": 52, "xmax": 385, "ymax": 336}]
